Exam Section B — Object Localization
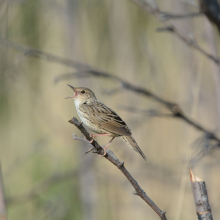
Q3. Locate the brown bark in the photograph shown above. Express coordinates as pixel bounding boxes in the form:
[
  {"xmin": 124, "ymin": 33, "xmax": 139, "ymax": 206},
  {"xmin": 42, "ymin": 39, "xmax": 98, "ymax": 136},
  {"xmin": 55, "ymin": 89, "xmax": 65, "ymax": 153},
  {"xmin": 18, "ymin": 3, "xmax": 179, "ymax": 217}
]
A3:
[{"xmin": 189, "ymin": 168, "xmax": 213, "ymax": 220}]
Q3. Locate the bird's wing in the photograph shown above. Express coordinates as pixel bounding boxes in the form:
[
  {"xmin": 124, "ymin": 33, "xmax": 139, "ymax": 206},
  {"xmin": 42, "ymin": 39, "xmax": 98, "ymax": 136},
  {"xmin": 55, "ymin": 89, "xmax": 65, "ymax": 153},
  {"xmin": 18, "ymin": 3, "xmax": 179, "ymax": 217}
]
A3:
[{"xmin": 79, "ymin": 101, "xmax": 131, "ymax": 136}]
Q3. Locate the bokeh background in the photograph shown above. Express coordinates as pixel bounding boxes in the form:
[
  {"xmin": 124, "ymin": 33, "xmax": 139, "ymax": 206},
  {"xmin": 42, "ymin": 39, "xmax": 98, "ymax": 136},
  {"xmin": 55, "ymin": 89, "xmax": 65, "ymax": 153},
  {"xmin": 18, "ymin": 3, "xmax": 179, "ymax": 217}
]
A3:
[{"xmin": 0, "ymin": 0, "xmax": 220, "ymax": 219}]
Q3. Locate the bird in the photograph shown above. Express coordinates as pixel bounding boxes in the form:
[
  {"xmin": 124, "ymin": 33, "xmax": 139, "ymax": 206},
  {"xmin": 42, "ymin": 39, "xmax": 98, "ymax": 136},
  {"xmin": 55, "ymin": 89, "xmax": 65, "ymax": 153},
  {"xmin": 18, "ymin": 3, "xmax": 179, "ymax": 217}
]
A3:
[{"xmin": 65, "ymin": 85, "xmax": 146, "ymax": 160}]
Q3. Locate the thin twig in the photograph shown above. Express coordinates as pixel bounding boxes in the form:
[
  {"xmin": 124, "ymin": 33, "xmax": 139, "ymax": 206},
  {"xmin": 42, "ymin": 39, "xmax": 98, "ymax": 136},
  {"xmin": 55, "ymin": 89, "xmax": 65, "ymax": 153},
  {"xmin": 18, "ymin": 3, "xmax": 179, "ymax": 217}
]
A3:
[
  {"xmin": 0, "ymin": 37, "xmax": 113, "ymax": 75},
  {"xmin": 68, "ymin": 117, "xmax": 168, "ymax": 220},
  {"xmin": 118, "ymin": 105, "xmax": 220, "ymax": 143},
  {"xmin": 0, "ymin": 163, "xmax": 8, "ymax": 220},
  {"xmin": 72, "ymin": 133, "xmax": 94, "ymax": 150},
  {"xmin": 160, "ymin": 11, "xmax": 202, "ymax": 21},
  {"xmin": 118, "ymin": 105, "xmax": 174, "ymax": 117},
  {"xmin": 128, "ymin": 0, "xmax": 220, "ymax": 65},
  {"xmin": 72, "ymin": 133, "xmax": 96, "ymax": 154}
]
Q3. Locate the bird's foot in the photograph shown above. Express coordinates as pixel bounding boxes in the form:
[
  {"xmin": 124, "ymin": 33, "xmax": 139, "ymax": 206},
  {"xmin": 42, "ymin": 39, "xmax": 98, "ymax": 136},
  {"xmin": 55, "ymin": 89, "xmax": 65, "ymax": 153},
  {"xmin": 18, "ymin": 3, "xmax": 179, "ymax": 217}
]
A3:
[
  {"xmin": 103, "ymin": 147, "xmax": 107, "ymax": 156},
  {"xmin": 83, "ymin": 134, "xmax": 96, "ymax": 143},
  {"xmin": 89, "ymin": 134, "xmax": 96, "ymax": 143},
  {"xmin": 99, "ymin": 145, "xmax": 108, "ymax": 158},
  {"xmin": 99, "ymin": 137, "xmax": 115, "ymax": 158}
]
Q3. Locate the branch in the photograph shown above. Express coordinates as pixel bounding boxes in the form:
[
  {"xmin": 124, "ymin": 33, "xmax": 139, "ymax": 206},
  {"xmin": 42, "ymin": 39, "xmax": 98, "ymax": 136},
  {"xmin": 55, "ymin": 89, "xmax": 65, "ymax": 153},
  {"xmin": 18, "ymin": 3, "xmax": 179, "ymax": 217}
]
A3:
[
  {"xmin": 68, "ymin": 117, "xmax": 168, "ymax": 220},
  {"xmin": 119, "ymin": 105, "xmax": 220, "ymax": 143},
  {"xmin": 0, "ymin": 37, "xmax": 113, "ymax": 75},
  {"xmin": 199, "ymin": 0, "xmax": 220, "ymax": 32},
  {"xmin": 0, "ymin": 163, "xmax": 8, "ymax": 220},
  {"xmin": 189, "ymin": 168, "xmax": 213, "ymax": 220},
  {"xmin": 128, "ymin": 0, "xmax": 220, "ymax": 65},
  {"xmin": 190, "ymin": 136, "xmax": 218, "ymax": 166},
  {"xmin": 160, "ymin": 11, "xmax": 202, "ymax": 20},
  {"xmin": 2, "ymin": 38, "xmax": 220, "ymax": 148},
  {"xmin": 118, "ymin": 105, "xmax": 176, "ymax": 117}
]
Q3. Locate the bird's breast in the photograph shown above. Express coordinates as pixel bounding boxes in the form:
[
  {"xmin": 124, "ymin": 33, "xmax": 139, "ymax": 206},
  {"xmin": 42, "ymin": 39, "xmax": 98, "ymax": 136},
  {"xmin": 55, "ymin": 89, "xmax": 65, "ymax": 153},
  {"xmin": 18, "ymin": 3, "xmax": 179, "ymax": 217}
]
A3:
[{"xmin": 75, "ymin": 103, "xmax": 107, "ymax": 134}]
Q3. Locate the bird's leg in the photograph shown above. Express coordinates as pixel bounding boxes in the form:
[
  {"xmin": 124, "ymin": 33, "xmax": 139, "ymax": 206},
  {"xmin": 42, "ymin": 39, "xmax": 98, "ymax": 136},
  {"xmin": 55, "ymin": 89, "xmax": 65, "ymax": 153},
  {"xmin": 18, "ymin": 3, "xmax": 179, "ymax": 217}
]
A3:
[
  {"xmin": 102, "ymin": 137, "xmax": 115, "ymax": 156},
  {"xmin": 88, "ymin": 134, "xmax": 96, "ymax": 143},
  {"xmin": 88, "ymin": 133, "xmax": 112, "ymax": 143}
]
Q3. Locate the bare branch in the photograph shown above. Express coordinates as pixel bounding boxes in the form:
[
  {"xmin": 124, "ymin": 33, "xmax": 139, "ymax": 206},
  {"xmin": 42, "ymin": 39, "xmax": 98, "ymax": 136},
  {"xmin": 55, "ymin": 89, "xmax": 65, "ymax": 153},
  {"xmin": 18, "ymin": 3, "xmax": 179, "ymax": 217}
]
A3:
[
  {"xmin": 0, "ymin": 37, "xmax": 112, "ymax": 74},
  {"xmin": 190, "ymin": 136, "xmax": 218, "ymax": 167},
  {"xmin": 68, "ymin": 117, "xmax": 168, "ymax": 220},
  {"xmin": 128, "ymin": 0, "xmax": 220, "ymax": 65},
  {"xmin": 72, "ymin": 133, "xmax": 94, "ymax": 147},
  {"xmin": 199, "ymin": 0, "xmax": 220, "ymax": 32},
  {"xmin": 160, "ymin": 11, "xmax": 202, "ymax": 21},
  {"xmin": 118, "ymin": 106, "xmax": 174, "ymax": 117},
  {"xmin": 0, "ymin": 163, "xmax": 8, "ymax": 220},
  {"xmin": 189, "ymin": 168, "xmax": 213, "ymax": 220},
  {"xmin": 118, "ymin": 105, "xmax": 220, "ymax": 146},
  {"xmin": 72, "ymin": 133, "xmax": 96, "ymax": 154}
]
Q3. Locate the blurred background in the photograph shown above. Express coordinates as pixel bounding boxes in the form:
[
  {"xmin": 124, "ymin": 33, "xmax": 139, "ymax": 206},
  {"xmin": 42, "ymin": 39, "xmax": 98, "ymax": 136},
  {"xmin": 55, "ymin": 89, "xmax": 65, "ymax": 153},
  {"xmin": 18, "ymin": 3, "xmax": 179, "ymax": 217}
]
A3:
[{"xmin": 0, "ymin": 0, "xmax": 220, "ymax": 219}]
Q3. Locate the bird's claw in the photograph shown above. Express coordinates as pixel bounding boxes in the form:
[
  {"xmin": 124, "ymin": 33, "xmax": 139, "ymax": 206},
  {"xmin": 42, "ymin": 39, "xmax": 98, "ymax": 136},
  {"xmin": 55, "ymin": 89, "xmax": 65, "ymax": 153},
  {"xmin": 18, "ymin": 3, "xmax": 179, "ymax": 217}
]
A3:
[
  {"xmin": 83, "ymin": 134, "xmax": 95, "ymax": 143},
  {"xmin": 99, "ymin": 147, "xmax": 107, "ymax": 158},
  {"xmin": 89, "ymin": 134, "xmax": 96, "ymax": 143}
]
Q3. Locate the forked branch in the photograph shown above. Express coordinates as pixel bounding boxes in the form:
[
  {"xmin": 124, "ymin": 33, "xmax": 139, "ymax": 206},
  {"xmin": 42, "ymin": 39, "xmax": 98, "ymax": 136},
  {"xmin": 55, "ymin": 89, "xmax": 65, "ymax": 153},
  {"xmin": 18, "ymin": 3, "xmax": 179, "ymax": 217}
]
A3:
[
  {"xmin": 128, "ymin": 0, "xmax": 220, "ymax": 65},
  {"xmin": 68, "ymin": 117, "xmax": 168, "ymax": 220}
]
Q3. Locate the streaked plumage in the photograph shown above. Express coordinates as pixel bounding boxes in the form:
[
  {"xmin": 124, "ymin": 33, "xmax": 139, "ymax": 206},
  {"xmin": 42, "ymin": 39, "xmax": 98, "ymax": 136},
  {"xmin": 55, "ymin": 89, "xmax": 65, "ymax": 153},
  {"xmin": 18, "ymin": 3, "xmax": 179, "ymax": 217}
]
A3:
[{"xmin": 66, "ymin": 85, "xmax": 146, "ymax": 160}]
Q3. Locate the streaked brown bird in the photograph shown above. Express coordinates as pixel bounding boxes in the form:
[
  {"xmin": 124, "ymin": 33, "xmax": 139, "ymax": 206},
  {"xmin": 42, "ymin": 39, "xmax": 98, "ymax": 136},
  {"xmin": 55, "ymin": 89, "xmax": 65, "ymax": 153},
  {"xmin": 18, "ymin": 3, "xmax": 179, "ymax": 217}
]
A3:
[{"xmin": 66, "ymin": 85, "xmax": 146, "ymax": 160}]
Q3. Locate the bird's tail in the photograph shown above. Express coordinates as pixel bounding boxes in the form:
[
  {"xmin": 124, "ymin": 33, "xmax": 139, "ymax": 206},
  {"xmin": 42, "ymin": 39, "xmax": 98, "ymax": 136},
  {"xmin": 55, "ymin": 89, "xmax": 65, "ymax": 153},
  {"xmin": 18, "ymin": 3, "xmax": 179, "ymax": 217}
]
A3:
[{"xmin": 121, "ymin": 135, "xmax": 147, "ymax": 161}]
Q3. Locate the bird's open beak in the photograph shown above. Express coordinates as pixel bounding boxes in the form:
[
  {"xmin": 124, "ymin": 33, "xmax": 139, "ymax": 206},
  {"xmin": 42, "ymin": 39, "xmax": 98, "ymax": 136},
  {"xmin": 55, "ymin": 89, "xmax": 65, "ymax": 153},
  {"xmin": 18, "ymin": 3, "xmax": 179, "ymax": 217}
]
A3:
[
  {"xmin": 67, "ymin": 84, "xmax": 74, "ymax": 90},
  {"xmin": 65, "ymin": 84, "xmax": 77, "ymax": 99}
]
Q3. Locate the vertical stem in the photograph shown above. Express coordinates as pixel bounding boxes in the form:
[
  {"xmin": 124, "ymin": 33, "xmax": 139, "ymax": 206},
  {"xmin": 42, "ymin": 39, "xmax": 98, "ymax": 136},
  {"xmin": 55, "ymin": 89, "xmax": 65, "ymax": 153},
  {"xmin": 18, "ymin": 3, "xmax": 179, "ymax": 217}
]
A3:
[
  {"xmin": 0, "ymin": 163, "xmax": 8, "ymax": 220},
  {"xmin": 189, "ymin": 168, "xmax": 213, "ymax": 220}
]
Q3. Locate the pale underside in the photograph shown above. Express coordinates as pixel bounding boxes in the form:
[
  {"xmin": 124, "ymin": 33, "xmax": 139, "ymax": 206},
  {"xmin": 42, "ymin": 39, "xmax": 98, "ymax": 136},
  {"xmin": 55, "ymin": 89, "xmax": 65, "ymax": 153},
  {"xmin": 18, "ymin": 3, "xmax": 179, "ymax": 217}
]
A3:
[{"xmin": 75, "ymin": 100, "xmax": 132, "ymax": 137}]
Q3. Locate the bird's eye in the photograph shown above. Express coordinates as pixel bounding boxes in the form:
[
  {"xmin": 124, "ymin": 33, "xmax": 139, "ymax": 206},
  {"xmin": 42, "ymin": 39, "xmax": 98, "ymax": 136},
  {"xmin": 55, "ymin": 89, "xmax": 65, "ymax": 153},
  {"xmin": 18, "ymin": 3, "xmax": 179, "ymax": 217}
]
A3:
[{"xmin": 81, "ymin": 90, "xmax": 85, "ymax": 94}]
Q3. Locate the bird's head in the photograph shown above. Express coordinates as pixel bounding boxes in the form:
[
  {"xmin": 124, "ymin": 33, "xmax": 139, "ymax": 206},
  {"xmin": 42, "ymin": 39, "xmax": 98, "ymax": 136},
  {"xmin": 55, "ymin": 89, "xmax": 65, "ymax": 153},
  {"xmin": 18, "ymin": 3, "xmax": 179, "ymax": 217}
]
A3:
[{"xmin": 65, "ymin": 85, "xmax": 96, "ymax": 104}]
